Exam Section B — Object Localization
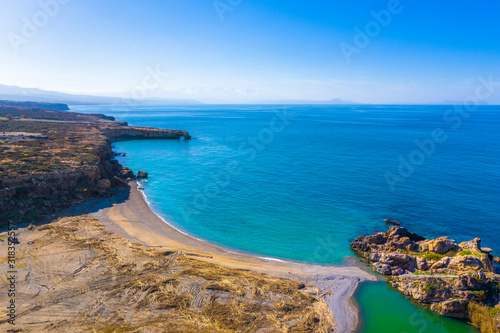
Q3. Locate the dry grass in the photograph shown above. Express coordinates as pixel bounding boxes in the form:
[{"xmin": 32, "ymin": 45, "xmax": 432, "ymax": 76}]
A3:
[
  {"xmin": 469, "ymin": 303, "xmax": 500, "ymax": 333},
  {"xmin": 0, "ymin": 216, "xmax": 334, "ymax": 332}
]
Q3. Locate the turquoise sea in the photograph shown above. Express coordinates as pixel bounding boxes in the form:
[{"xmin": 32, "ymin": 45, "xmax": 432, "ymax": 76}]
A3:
[{"xmin": 72, "ymin": 104, "xmax": 499, "ymax": 332}]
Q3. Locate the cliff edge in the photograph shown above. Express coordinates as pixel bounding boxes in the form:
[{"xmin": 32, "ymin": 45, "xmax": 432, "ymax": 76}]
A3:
[
  {"xmin": 102, "ymin": 126, "xmax": 191, "ymax": 141},
  {"xmin": 0, "ymin": 106, "xmax": 190, "ymax": 227}
]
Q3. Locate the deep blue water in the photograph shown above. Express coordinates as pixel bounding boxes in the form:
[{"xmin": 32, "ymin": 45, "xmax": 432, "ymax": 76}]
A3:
[
  {"xmin": 71, "ymin": 104, "xmax": 497, "ymax": 332},
  {"xmin": 72, "ymin": 104, "xmax": 500, "ymax": 265}
]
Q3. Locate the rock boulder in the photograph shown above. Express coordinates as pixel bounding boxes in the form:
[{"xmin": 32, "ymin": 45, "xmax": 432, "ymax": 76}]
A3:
[
  {"xmin": 136, "ymin": 171, "xmax": 148, "ymax": 179},
  {"xmin": 120, "ymin": 168, "xmax": 135, "ymax": 179},
  {"xmin": 419, "ymin": 237, "xmax": 458, "ymax": 254}
]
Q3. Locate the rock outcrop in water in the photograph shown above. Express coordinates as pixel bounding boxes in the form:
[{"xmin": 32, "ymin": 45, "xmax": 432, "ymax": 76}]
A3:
[
  {"xmin": 120, "ymin": 167, "xmax": 136, "ymax": 179},
  {"xmin": 136, "ymin": 171, "xmax": 148, "ymax": 179},
  {"xmin": 351, "ymin": 225, "xmax": 500, "ymax": 331},
  {"xmin": 102, "ymin": 126, "xmax": 191, "ymax": 141}
]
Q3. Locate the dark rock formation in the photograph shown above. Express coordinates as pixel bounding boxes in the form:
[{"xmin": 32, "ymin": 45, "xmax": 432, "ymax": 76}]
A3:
[
  {"xmin": 136, "ymin": 171, "xmax": 148, "ymax": 179},
  {"xmin": 351, "ymin": 226, "xmax": 500, "ymax": 329},
  {"xmin": 384, "ymin": 219, "xmax": 401, "ymax": 226},
  {"xmin": 0, "ymin": 100, "xmax": 70, "ymax": 111},
  {"xmin": 0, "ymin": 143, "xmax": 125, "ymax": 224},
  {"xmin": 432, "ymin": 299, "xmax": 470, "ymax": 318},
  {"xmin": 120, "ymin": 168, "xmax": 136, "ymax": 179},
  {"xmin": 102, "ymin": 126, "xmax": 191, "ymax": 141},
  {"xmin": 97, "ymin": 178, "xmax": 111, "ymax": 195}
]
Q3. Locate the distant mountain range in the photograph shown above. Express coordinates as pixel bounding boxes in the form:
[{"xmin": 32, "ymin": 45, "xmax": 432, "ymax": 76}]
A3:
[
  {"xmin": 0, "ymin": 84, "xmax": 202, "ymax": 106},
  {"xmin": 0, "ymin": 83, "xmax": 359, "ymax": 106},
  {"xmin": 3, "ymin": 84, "xmax": 499, "ymax": 106}
]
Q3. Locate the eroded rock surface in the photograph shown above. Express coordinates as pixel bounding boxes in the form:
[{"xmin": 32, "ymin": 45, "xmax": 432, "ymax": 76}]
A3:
[
  {"xmin": 351, "ymin": 225, "xmax": 500, "ymax": 330},
  {"xmin": 0, "ymin": 107, "xmax": 190, "ymax": 227},
  {"xmin": 136, "ymin": 171, "xmax": 148, "ymax": 179}
]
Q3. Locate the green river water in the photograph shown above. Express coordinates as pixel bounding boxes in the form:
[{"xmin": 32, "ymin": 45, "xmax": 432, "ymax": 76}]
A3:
[{"xmin": 357, "ymin": 282, "xmax": 479, "ymax": 333}]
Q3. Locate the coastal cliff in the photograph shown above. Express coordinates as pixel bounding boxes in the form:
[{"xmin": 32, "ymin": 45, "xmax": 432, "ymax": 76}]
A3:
[
  {"xmin": 0, "ymin": 136, "xmax": 123, "ymax": 222},
  {"xmin": 351, "ymin": 225, "xmax": 500, "ymax": 332},
  {"xmin": 0, "ymin": 102, "xmax": 337, "ymax": 332},
  {"xmin": 0, "ymin": 106, "xmax": 190, "ymax": 227},
  {"xmin": 102, "ymin": 126, "xmax": 191, "ymax": 141},
  {"xmin": 0, "ymin": 100, "xmax": 70, "ymax": 111}
]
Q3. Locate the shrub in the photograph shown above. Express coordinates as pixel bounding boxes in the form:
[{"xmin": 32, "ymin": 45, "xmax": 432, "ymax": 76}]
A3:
[
  {"xmin": 424, "ymin": 283, "xmax": 437, "ymax": 292},
  {"xmin": 469, "ymin": 303, "xmax": 500, "ymax": 333},
  {"xmin": 424, "ymin": 253, "xmax": 445, "ymax": 261}
]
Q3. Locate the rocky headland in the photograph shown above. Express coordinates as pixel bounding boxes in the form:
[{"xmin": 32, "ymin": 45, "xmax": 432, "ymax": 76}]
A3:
[
  {"xmin": 351, "ymin": 225, "xmax": 500, "ymax": 332},
  {"xmin": 0, "ymin": 100, "xmax": 70, "ymax": 111},
  {"xmin": 102, "ymin": 126, "xmax": 190, "ymax": 141},
  {"xmin": 0, "ymin": 102, "xmax": 362, "ymax": 332},
  {"xmin": 0, "ymin": 104, "xmax": 190, "ymax": 228}
]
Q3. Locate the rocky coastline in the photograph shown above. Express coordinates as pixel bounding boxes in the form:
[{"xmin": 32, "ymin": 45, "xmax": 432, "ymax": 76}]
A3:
[
  {"xmin": 351, "ymin": 225, "xmax": 500, "ymax": 332},
  {"xmin": 0, "ymin": 106, "xmax": 190, "ymax": 227},
  {"xmin": 102, "ymin": 126, "xmax": 190, "ymax": 141}
]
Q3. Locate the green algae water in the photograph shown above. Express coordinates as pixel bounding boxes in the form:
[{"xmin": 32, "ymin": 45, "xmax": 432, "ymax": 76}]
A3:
[
  {"xmin": 357, "ymin": 282, "xmax": 479, "ymax": 333},
  {"xmin": 72, "ymin": 104, "xmax": 499, "ymax": 332}
]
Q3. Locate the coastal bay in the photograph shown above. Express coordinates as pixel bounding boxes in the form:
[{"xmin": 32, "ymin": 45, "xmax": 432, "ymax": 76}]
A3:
[
  {"xmin": 92, "ymin": 181, "xmax": 376, "ymax": 332},
  {"xmin": 3, "ymin": 2, "xmax": 499, "ymax": 331},
  {"xmin": 2, "ymin": 103, "xmax": 499, "ymax": 332},
  {"xmin": 101, "ymin": 104, "xmax": 500, "ymax": 332}
]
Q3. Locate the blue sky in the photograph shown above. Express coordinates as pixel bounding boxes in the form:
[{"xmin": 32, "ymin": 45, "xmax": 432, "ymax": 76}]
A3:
[{"xmin": 1, "ymin": 0, "xmax": 500, "ymax": 103}]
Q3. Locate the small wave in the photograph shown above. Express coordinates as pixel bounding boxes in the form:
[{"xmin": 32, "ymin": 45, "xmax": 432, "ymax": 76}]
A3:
[
  {"xmin": 258, "ymin": 257, "xmax": 286, "ymax": 262},
  {"xmin": 135, "ymin": 181, "xmax": 207, "ymax": 242},
  {"xmin": 135, "ymin": 182, "xmax": 305, "ymax": 263}
]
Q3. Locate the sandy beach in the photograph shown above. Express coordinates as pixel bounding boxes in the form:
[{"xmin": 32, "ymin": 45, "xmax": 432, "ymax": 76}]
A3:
[{"xmin": 91, "ymin": 182, "xmax": 377, "ymax": 332}]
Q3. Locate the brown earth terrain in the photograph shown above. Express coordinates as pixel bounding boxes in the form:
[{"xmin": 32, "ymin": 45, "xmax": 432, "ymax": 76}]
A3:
[{"xmin": 0, "ymin": 215, "xmax": 336, "ymax": 332}]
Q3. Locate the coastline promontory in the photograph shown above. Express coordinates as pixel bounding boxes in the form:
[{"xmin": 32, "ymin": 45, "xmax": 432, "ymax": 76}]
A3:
[
  {"xmin": 0, "ymin": 102, "xmax": 189, "ymax": 227},
  {"xmin": 351, "ymin": 225, "xmax": 500, "ymax": 332}
]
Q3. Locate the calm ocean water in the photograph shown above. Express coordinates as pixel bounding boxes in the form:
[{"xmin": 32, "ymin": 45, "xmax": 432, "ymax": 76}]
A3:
[{"xmin": 72, "ymin": 104, "xmax": 497, "ymax": 332}]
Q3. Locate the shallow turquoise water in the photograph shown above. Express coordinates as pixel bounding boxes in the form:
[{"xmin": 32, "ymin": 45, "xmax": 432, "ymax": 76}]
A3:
[{"xmin": 72, "ymin": 104, "xmax": 499, "ymax": 332}]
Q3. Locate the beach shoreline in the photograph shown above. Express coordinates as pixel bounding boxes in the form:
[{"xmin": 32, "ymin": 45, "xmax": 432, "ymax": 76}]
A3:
[{"xmin": 90, "ymin": 182, "xmax": 377, "ymax": 332}]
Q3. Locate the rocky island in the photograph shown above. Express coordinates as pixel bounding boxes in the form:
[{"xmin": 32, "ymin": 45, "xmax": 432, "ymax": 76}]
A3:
[{"xmin": 351, "ymin": 225, "xmax": 500, "ymax": 332}]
